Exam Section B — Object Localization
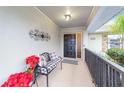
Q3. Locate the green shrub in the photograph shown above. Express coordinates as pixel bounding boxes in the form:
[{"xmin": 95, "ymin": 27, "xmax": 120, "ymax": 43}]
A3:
[{"xmin": 106, "ymin": 48, "xmax": 124, "ymax": 64}]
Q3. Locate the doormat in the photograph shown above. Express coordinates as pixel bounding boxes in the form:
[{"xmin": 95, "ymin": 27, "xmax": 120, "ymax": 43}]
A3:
[{"xmin": 63, "ymin": 59, "xmax": 78, "ymax": 65}]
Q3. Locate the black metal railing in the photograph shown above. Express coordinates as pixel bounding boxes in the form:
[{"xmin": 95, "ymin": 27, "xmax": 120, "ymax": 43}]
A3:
[{"xmin": 85, "ymin": 48, "xmax": 124, "ymax": 87}]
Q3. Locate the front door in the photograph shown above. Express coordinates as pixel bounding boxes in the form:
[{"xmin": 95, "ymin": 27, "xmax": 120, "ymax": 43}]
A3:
[{"xmin": 64, "ymin": 34, "xmax": 76, "ymax": 58}]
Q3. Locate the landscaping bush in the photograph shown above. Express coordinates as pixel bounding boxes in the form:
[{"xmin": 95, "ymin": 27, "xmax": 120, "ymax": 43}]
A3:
[{"xmin": 106, "ymin": 48, "xmax": 124, "ymax": 64}]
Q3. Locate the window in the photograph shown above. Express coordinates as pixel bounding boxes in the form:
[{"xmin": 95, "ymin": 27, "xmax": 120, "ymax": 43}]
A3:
[{"xmin": 108, "ymin": 34, "xmax": 122, "ymax": 49}]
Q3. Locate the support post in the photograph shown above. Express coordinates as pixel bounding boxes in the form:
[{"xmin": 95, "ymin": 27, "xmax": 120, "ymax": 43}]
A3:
[
  {"xmin": 46, "ymin": 75, "xmax": 49, "ymax": 87},
  {"xmin": 35, "ymin": 79, "xmax": 39, "ymax": 87}
]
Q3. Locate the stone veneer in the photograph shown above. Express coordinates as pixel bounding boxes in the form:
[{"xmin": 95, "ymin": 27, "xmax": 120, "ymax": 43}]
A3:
[{"xmin": 102, "ymin": 33, "xmax": 108, "ymax": 52}]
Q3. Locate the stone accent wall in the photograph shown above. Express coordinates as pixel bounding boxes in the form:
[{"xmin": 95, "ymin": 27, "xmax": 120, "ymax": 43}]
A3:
[{"xmin": 102, "ymin": 33, "xmax": 108, "ymax": 52}]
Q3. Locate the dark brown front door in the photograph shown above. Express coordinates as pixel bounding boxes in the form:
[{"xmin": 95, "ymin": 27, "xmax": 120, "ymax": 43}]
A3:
[{"xmin": 64, "ymin": 34, "xmax": 76, "ymax": 58}]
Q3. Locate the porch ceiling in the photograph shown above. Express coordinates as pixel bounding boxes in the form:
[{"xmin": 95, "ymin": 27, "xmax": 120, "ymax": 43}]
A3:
[
  {"xmin": 37, "ymin": 6, "xmax": 95, "ymax": 28},
  {"xmin": 87, "ymin": 6, "xmax": 124, "ymax": 33}
]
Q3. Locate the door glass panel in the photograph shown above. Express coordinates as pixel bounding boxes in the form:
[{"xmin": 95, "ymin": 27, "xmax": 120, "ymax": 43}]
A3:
[{"xmin": 77, "ymin": 32, "xmax": 81, "ymax": 58}]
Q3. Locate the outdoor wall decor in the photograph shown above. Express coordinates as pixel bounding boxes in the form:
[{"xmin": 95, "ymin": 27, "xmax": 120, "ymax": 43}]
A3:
[{"xmin": 29, "ymin": 29, "xmax": 51, "ymax": 41}]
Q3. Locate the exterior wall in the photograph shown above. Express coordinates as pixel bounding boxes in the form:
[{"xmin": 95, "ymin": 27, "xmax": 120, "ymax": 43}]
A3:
[
  {"xmin": 83, "ymin": 31, "xmax": 89, "ymax": 48},
  {"xmin": 88, "ymin": 33, "xmax": 102, "ymax": 53},
  {"xmin": 0, "ymin": 7, "xmax": 60, "ymax": 84}
]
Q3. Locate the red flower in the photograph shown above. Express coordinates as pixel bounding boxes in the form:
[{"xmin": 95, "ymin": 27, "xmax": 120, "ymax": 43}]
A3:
[
  {"xmin": 26, "ymin": 55, "xmax": 39, "ymax": 69},
  {"xmin": 1, "ymin": 82, "xmax": 8, "ymax": 87},
  {"xmin": 1, "ymin": 72, "xmax": 34, "ymax": 87}
]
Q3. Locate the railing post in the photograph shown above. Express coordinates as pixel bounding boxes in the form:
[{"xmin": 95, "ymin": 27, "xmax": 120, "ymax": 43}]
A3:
[
  {"xmin": 103, "ymin": 63, "xmax": 107, "ymax": 86},
  {"xmin": 121, "ymin": 73, "xmax": 124, "ymax": 86}
]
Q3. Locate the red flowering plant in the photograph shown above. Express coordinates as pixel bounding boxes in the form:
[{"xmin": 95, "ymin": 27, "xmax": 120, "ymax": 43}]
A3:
[
  {"xmin": 1, "ymin": 72, "xmax": 34, "ymax": 87},
  {"xmin": 1, "ymin": 55, "xmax": 39, "ymax": 87},
  {"xmin": 26, "ymin": 55, "xmax": 39, "ymax": 73}
]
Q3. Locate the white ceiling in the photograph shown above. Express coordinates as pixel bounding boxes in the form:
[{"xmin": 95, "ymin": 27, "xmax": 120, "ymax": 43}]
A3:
[{"xmin": 37, "ymin": 6, "xmax": 93, "ymax": 28}]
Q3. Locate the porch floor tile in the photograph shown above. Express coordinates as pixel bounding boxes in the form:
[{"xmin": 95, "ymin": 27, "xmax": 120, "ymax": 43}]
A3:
[{"xmin": 33, "ymin": 59, "xmax": 94, "ymax": 87}]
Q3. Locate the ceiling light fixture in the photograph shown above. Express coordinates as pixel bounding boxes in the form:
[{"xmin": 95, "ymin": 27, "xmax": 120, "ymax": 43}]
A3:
[{"xmin": 64, "ymin": 14, "xmax": 71, "ymax": 21}]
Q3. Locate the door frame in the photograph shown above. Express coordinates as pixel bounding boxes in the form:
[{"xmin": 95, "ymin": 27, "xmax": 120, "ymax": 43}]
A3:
[{"xmin": 62, "ymin": 32, "xmax": 83, "ymax": 59}]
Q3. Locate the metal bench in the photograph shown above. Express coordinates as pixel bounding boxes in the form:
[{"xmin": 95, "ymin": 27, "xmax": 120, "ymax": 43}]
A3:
[{"xmin": 33, "ymin": 52, "xmax": 62, "ymax": 87}]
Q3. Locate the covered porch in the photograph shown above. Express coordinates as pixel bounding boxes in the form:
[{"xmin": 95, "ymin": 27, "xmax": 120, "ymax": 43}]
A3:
[{"xmin": 0, "ymin": 6, "xmax": 124, "ymax": 87}]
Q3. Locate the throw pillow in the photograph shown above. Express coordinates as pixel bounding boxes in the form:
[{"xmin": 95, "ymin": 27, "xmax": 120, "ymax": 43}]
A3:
[
  {"xmin": 49, "ymin": 52, "xmax": 59, "ymax": 61},
  {"xmin": 39, "ymin": 55, "xmax": 47, "ymax": 66},
  {"xmin": 41, "ymin": 52, "xmax": 51, "ymax": 62}
]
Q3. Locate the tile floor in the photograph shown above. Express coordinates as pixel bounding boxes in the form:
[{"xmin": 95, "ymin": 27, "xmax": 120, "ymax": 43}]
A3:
[{"xmin": 33, "ymin": 59, "xmax": 94, "ymax": 87}]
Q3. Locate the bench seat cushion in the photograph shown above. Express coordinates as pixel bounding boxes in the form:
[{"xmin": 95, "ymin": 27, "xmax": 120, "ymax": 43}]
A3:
[{"xmin": 36, "ymin": 57, "xmax": 61, "ymax": 74}]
